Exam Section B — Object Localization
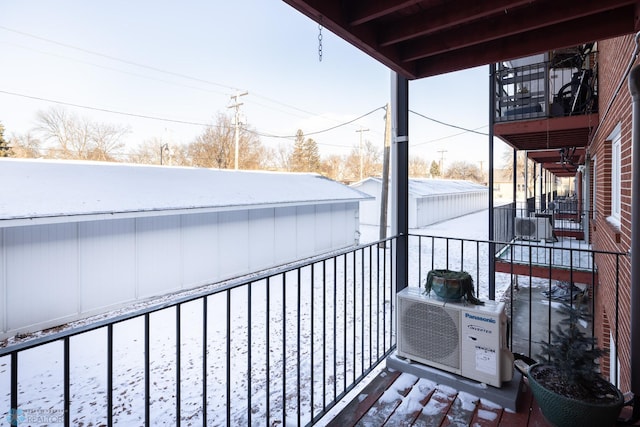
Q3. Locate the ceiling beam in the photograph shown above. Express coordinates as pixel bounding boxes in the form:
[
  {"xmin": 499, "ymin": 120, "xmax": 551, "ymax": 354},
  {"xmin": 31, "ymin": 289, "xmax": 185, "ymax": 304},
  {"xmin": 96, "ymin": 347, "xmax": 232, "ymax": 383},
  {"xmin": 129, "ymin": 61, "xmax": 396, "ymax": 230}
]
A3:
[
  {"xmin": 378, "ymin": 0, "xmax": 532, "ymax": 47},
  {"xmin": 415, "ymin": 6, "xmax": 635, "ymax": 77},
  {"xmin": 401, "ymin": 0, "xmax": 635, "ymax": 62},
  {"xmin": 348, "ymin": 0, "xmax": 422, "ymax": 26}
]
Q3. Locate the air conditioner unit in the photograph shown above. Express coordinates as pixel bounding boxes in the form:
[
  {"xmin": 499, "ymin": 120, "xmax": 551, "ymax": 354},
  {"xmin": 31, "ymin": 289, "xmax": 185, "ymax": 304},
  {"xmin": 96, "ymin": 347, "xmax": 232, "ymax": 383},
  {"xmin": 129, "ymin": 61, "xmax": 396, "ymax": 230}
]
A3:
[
  {"xmin": 515, "ymin": 216, "xmax": 554, "ymax": 241},
  {"xmin": 397, "ymin": 287, "xmax": 514, "ymax": 388}
]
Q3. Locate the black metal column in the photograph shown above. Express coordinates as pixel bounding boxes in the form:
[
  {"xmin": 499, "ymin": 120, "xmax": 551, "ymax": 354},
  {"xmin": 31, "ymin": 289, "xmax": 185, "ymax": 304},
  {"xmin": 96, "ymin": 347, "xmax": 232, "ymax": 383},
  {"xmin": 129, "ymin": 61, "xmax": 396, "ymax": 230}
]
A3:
[
  {"xmin": 488, "ymin": 63, "xmax": 496, "ymax": 300},
  {"xmin": 392, "ymin": 72, "xmax": 409, "ymax": 291},
  {"xmin": 513, "ymin": 150, "xmax": 517, "ymax": 204},
  {"xmin": 533, "ymin": 162, "xmax": 537, "ymax": 211},
  {"xmin": 627, "ymin": 64, "xmax": 640, "ymax": 420}
]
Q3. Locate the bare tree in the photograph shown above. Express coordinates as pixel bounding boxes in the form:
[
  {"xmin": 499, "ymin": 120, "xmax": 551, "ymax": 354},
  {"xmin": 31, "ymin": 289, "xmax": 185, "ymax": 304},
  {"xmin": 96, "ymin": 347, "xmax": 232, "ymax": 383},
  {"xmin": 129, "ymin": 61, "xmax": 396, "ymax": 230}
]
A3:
[
  {"xmin": 321, "ymin": 154, "xmax": 347, "ymax": 181},
  {"xmin": 344, "ymin": 140, "xmax": 381, "ymax": 182},
  {"xmin": 188, "ymin": 113, "xmax": 266, "ymax": 169},
  {"xmin": 444, "ymin": 160, "xmax": 484, "ymax": 183},
  {"xmin": 90, "ymin": 122, "xmax": 129, "ymax": 161},
  {"xmin": 128, "ymin": 137, "xmax": 164, "ymax": 165},
  {"xmin": 501, "ymin": 149, "xmax": 531, "ymax": 181},
  {"xmin": 409, "ymin": 156, "xmax": 429, "ymax": 177},
  {"xmin": 8, "ymin": 133, "xmax": 41, "ymax": 158},
  {"xmin": 274, "ymin": 143, "xmax": 293, "ymax": 171},
  {"xmin": 35, "ymin": 107, "xmax": 129, "ymax": 161}
]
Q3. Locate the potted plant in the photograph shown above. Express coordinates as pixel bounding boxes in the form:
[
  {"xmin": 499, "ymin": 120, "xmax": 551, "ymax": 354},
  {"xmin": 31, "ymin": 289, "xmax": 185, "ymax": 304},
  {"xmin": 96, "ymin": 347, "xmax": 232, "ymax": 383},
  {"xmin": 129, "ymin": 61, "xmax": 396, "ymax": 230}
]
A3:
[
  {"xmin": 424, "ymin": 269, "xmax": 483, "ymax": 305},
  {"xmin": 527, "ymin": 302, "xmax": 624, "ymax": 427}
]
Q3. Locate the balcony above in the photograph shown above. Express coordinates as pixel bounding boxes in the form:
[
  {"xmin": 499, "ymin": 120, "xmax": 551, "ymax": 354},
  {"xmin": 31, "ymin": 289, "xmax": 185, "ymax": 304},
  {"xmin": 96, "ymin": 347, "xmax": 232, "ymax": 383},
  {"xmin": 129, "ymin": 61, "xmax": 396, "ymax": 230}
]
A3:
[
  {"xmin": 495, "ymin": 114, "xmax": 598, "ymax": 152},
  {"xmin": 494, "ymin": 47, "xmax": 598, "ymax": 153},
  {"xmin": 528, "ymin": 147, "xmax": 585, "ymax": 177}
]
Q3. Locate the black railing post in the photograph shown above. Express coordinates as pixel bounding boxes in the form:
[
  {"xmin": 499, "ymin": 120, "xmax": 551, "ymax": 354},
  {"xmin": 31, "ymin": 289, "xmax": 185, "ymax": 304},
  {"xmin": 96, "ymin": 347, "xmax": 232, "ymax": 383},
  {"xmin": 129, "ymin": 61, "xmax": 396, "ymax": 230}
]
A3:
[
  {"xmin": 11, "ymin": 352, "xmax": 17, "ymax": 425},
  {"xmin": 202, "ymin": 298, "xmax": 207, "ymax": 427},
  {"xmin": 175, "ymin": 305, "xmax": 181, "ymax": 426},
  {"xmin": 64, "ymin": 336, "xmax": 70, "ymax": 427},
  {"xmin": 107, "ymin": 324, "xmax": 113, "ymax": 427},
  {"xmin": 392, "ymin": 72, "xmax": 409, "ymax": 292},
  {"xmin": 489, "ymin": 63, "xmax": 497, "ymax": 300},
  {"xmin": 144, "ymin": 314, "xmax": 150, "ymax": 427},
  {"xmin": 513, "ymin": 149, "xmax": 517, "ymax": 206}
]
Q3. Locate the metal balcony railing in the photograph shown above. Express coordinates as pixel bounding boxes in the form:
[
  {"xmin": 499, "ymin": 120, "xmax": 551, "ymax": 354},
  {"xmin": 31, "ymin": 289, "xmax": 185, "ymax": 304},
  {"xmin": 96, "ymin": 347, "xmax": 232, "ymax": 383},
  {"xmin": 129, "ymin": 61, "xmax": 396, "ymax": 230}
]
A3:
[
  {"xmin": 495, "ymin": 47, "xmax": 598, "ymax": 123},
  {"xmin": 407, "ymin": 233, "xmax": 626, "ymax": 388},
  {"xmin": 0, "ymin": 233, "xmax": 628, "ymax": 425},
  {"xmin": 0, "ymin": 238, "xmax": 398, "ymax": 426},
  {"xmin": 493, "ymin": 203, "xmax": 592, "ymax": 254}
]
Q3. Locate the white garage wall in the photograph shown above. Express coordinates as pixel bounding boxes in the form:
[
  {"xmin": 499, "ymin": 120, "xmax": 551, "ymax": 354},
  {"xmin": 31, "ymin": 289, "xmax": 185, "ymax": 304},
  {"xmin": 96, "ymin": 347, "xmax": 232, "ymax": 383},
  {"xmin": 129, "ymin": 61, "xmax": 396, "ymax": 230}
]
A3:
[
  {"xmin": 4, "ymin": 223, "xmax": 79, "ymax": 332},
  {"xmin": 355, "ymin": 179, "xmax": 488, "ymax": 228},
  {"xmin": 0, "ymin": 201, "xmax": 360, "ymax": 338},
  {"xmin": 79, "ymin": 219, "xmax": 136, "ymax": 312},
  {"xmin": 181, "ymin": 213, "xmax": 220, "ymax": 288}
]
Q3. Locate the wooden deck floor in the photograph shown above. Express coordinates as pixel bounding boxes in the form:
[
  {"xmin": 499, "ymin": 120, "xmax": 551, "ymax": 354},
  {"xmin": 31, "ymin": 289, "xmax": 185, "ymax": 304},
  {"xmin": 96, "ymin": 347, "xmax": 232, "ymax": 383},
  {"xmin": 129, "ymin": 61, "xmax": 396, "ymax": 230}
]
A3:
[{"xmin": 325, "ymin": 367, "xmax": 638, "ymax": 427}]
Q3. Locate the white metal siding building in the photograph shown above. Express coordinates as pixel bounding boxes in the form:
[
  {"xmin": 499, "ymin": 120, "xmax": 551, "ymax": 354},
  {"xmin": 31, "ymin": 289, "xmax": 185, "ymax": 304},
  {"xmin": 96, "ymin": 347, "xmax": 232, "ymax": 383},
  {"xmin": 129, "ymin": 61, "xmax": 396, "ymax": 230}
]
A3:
[
  {"xmin": 353, "ymin": 177, "xmax": 488, "ymax": 228},
  {"xmin": 0, "ymin": 159, "xmax": 370, "ymax": 338}
]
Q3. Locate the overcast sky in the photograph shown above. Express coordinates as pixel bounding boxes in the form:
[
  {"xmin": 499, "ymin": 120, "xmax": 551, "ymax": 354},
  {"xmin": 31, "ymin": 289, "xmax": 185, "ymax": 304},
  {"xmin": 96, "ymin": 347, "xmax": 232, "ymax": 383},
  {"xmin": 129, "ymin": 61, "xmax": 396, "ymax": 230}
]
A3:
[{"xmin": 0, "ymin": 1, "xmax": 508, "ymax": 167}]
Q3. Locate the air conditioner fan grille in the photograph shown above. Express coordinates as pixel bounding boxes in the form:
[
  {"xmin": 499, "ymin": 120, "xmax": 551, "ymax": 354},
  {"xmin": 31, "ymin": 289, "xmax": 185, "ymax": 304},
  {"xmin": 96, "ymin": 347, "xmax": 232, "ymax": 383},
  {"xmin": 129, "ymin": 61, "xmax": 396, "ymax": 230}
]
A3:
[{"xmin": 399, "ymin": 300, "xmax": 459, "ymax": 368}]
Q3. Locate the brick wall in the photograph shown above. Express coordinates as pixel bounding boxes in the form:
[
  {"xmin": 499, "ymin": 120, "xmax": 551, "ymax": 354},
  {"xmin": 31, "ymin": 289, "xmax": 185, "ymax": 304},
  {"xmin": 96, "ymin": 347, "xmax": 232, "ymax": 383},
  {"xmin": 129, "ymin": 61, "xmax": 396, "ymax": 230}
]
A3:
[{"xmin": 590, "ymin": 34, "xmax": 638, "ymax": 391}]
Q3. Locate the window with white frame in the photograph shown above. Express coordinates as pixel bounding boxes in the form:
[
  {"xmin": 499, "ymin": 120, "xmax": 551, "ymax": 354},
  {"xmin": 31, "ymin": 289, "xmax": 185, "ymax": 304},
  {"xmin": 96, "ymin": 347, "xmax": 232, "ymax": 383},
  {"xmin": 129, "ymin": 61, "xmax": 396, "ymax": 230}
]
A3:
[
  {"xmin": 610, "ymin": 332, "xmax": 621, "ymax": 387},
  {"xmin": 609, "ymin": 125, "xmax": 622, "ymax": 226}
]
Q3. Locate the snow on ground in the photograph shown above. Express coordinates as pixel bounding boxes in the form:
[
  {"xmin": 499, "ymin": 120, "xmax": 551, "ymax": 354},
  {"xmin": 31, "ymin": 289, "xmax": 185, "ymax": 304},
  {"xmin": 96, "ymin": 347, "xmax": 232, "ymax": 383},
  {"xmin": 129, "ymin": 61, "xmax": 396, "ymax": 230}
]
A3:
[
  {"xmin": 1, "ymin": 206, "xmax": 553, "ymax": 426},
  {"xmin": 1, "ymin": 248, "xmax": 396, "ymax": 426}
]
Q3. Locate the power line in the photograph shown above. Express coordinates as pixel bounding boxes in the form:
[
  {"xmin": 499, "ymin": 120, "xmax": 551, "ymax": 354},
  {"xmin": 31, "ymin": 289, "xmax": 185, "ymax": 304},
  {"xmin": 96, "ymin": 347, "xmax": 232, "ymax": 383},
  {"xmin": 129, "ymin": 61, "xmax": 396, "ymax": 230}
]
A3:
[
  {"xmin": 0, "ymin": 89, "xmax": 211, "ymax": 126},
  {"xmin": 0, "ymin": 25, "xmax": 241, "ymax": 93},
  {"xmin": 250, "ymin": 106, "xmax": 385, "ymax": 139},
  {"xmin": 411, "ymin": 125, "xmax": 489, "ymax": 146},
  {"xmin": 0, "ymin": 25, "xmax": 363, "ymax": 130},
  {"xmin": 0, "ymin": 89, "xmax": 383, "ymax": 147},
  {"xmin": 0, "ymin": 39, "xmax": 231, "ymax": 98},
  {"xmin": 409, "ymin": 109, "xmax": 489, "ymax": 136}
]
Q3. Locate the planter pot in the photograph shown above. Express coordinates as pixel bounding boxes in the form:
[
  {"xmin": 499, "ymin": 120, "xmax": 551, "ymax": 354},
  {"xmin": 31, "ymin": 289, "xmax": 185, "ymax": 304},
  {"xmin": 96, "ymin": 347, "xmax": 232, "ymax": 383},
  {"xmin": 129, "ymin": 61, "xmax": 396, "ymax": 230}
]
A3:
[
  {"xmin": 430, "ymin": 275, "xmax": 465, "ymax": 300},
  {"xmin": 425, "ymin": 269, "xmax": 483, "ymax": 304},
  {"xmin": 527, "ymin": 363, "xmax": 624, "ymax": 427}
]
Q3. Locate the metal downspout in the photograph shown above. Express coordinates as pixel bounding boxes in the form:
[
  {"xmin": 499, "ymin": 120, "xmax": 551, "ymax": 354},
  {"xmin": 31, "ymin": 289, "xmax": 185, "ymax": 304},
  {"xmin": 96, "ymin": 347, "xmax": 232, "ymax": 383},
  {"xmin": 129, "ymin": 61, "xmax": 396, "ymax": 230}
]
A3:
[{"xmin": 627, "ymin": 64, "xmax": 640, "ymax": 422}]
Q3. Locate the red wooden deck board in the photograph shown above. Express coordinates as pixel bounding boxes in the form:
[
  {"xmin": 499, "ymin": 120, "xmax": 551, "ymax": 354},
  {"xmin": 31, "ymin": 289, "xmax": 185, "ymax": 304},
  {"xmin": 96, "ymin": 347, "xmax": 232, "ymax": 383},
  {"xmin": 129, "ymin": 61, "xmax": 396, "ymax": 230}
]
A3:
[
  {"xmin": 413, "ymin": 387, "xmax": 456, "ymax": 427},
  {"xmin": 355, "ymin": 372, "xmax": 417, "ymax": 426},
  {"xmin": 526, "ymin": 398, "xmax": 553, "ymax": 427},
  {"xmin": 383, "ymin": 378, "xmax": 435, "ymax": 426},
  {"xmin": 497, "ymin": 380, "xmax": 534, "ymax": 427},
  {"xmin": 325, "ymin": 368, "xmax": 401, "ymax": 427},
  {"xmin": 324, "ymin": 365, "xmax": 636, "ymax": 427},
  {"xmin": 439, "ymin": 393, "xmax": 479, "ymax": 427},
  {"xmin": 470, "ymin": 400, "xmax": 504, "ymax": 427}
]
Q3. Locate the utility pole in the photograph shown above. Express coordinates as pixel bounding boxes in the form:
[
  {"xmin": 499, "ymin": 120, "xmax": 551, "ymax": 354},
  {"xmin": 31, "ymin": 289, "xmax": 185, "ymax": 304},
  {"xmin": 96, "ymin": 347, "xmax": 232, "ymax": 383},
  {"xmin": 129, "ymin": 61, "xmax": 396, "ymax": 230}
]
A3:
[
  {"xmin": 228, "ymin": 91, "xmax": 248, "ymax": 170},
  {"xmin": 356, "ymin": 127, "xmax": 370, "ymax": 181},
  {"xmin": 437, "ymin": 149, "xmax": 448, "ymax": 174}
]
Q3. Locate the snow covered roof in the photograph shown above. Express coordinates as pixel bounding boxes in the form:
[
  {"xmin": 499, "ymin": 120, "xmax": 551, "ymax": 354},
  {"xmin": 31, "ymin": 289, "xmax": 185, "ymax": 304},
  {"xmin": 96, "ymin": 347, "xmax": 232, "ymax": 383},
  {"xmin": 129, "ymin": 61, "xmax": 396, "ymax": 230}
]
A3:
[
  {"xmin": 0, "ymin": 159, "xmax": 372, "ymax": 226},
  {"xmin": 354, "ymin": 177, "xmax": 487, "ymax": 197}
]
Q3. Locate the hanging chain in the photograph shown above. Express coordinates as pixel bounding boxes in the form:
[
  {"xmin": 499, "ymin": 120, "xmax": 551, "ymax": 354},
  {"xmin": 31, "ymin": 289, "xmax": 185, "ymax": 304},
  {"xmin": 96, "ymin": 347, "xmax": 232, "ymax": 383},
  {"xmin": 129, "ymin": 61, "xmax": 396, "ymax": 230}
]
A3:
[{"xmin": 318, "ymin": 21, "xmax": 323, "ymax": 62}]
